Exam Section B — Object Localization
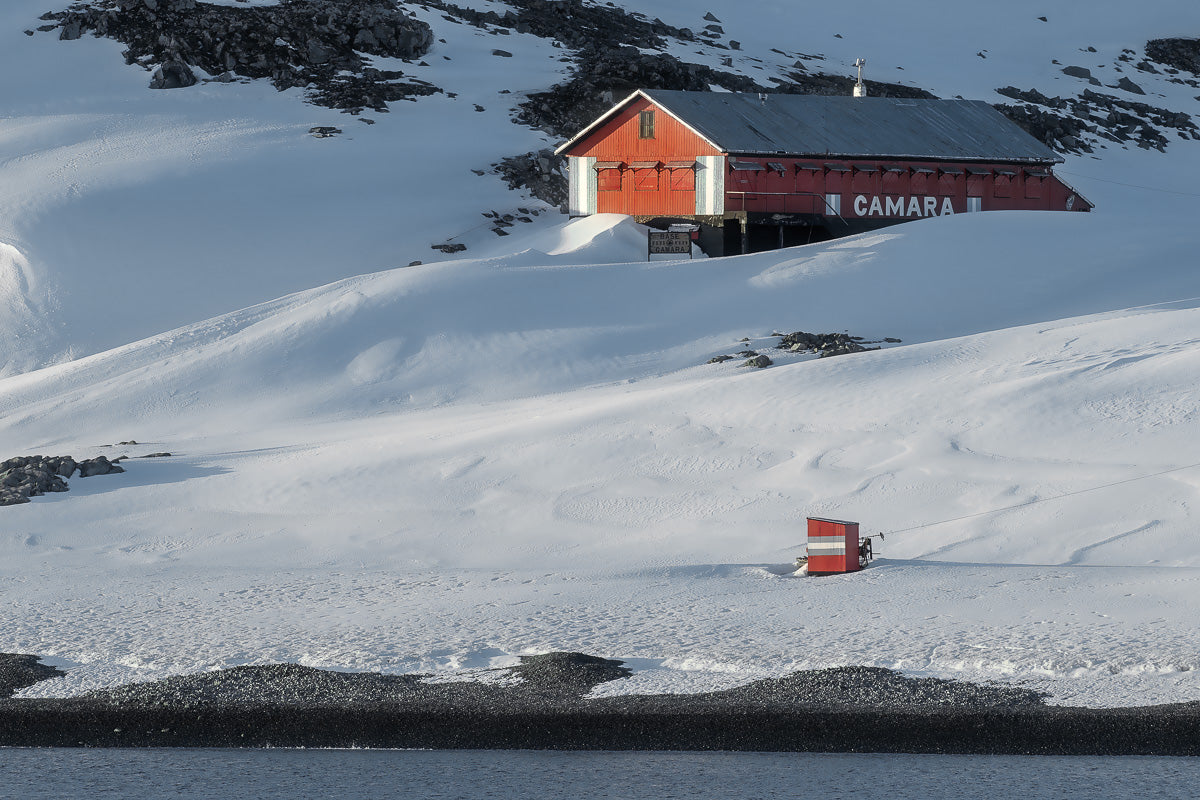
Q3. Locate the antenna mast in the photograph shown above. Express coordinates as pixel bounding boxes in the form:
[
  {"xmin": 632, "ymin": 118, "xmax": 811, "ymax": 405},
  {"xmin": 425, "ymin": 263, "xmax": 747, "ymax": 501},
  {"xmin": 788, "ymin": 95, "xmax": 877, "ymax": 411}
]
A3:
[{"xmin": 853, "ymin": 58, "xmax": 867, "ymax": 97}]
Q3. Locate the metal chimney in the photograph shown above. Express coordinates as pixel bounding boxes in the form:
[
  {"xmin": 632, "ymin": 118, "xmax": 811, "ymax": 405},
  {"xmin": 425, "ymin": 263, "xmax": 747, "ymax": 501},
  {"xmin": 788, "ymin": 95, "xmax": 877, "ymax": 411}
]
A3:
[{"xmin": 853, "ymin": 58, "xmax": 867, "ymax": 97}]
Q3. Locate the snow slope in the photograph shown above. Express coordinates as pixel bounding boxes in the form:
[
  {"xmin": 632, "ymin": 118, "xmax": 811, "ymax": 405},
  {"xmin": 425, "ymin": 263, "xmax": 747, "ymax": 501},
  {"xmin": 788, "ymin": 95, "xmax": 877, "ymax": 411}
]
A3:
[{"xmin": 2, "ymin": 0, "xmax": 1200, "ymax": 706}]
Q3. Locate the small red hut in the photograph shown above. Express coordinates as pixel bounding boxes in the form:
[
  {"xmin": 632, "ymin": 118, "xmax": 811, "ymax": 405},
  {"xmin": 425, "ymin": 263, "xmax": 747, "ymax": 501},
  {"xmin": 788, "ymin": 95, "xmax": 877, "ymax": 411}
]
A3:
[{"xmin": 555, "ymin": 89, "xmax": 1091, "ymax": 255}]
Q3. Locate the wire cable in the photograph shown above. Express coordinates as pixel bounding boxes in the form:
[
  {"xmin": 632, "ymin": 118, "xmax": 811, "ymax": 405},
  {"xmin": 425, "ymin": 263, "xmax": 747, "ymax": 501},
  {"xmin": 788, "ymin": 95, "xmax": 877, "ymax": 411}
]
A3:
[
  {"xmin": 1056, "ymin": 169, "xmax": 1200, "ymax": 198},
  {"xmin": 883, "ymin": 461, "xmax": 1200, "ymax": 537}
]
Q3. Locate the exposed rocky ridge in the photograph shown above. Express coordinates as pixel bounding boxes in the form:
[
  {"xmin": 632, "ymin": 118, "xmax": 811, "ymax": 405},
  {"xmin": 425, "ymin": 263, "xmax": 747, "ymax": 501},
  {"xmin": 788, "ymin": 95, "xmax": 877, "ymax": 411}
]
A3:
[
  {"xmin": 0, "ymin": 454, "xmax": 125, "ymax": 507},
  {"xmin": 708, "ymin": 330, "xmax": 899, "ymax": 367},
  {"xmin": 44, "ymin": 0, "xmax": 439, "ymax": 112},
  {"xmin": 995, "ymin": 38, "xmax": 1200, "ymax": 155},
  {"xmin": 1145, "ymin": 38, "xmax": 1200, "ymax": 79},
  {"xmin": 775, "ymin": 330, "xmax": 894, "ymax": 358},
  {"xmin": 996, "ymin": 84, "xmax": 1198, "ymax": 154},
  {"xmin": 0, "ymin": 654, "xmax": 66, "ymax": 698}
]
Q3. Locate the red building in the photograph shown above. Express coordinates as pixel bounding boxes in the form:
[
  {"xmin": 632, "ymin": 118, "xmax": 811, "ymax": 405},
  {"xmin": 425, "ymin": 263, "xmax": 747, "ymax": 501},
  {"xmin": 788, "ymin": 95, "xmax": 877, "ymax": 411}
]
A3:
[{"xmin": 555, "ymin": 89, "xmax": 1092, "ymax": 255}]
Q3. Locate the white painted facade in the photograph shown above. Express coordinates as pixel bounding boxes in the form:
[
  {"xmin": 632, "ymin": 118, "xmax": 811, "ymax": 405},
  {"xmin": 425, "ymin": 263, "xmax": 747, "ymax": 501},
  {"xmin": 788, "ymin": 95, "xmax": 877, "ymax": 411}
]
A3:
[
  {"xmin": 695, "ymin": 155, "xmax": 725, "ymax": 216},
  {"xmin": 567, "ymin": 156, "xmax": 597, "ymax": 216}
]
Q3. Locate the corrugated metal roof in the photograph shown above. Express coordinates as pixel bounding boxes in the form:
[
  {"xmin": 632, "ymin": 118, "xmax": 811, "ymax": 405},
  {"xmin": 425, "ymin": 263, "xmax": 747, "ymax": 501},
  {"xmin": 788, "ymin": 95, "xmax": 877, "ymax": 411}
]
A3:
[{"xmin": 640, "ymin": 90, "xmax": 1062, "ymax": 164}]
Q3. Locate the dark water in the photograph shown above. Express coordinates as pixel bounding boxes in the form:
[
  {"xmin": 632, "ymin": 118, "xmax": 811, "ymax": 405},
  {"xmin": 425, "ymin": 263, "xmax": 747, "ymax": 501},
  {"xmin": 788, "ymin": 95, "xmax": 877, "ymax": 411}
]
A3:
[{"xmin": 0, "ymin": 748, "xmax": 1197, "ymax": 799}]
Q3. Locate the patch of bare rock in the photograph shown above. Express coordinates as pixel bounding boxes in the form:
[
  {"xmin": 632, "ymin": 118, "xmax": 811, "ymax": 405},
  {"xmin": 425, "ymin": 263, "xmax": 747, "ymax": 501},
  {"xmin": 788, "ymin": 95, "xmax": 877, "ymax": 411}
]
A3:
[
  {"xmin": 0, "ymin": 454, "xmax": 125, "ymax": 507},
  {"xmin": 42, "ymin": 0, "xmax": 439, "ymax": 113}
]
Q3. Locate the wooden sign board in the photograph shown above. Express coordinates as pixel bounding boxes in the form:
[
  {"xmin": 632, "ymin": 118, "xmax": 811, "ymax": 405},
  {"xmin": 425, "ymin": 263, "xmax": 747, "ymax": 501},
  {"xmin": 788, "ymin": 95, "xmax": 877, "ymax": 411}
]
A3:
[{"xmin": 648, "ymin": 231, "xmax": 693, "ymax": 259}]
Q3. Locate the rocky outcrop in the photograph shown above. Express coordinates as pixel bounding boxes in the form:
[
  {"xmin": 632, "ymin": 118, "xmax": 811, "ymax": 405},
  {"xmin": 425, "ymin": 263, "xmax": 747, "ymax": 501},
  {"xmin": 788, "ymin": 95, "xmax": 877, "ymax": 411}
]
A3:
[
  {"xmin": 706, "ymin": 330, "xmax": 898, "ymax": 369},
  {"xmin": 149, "ymin": 59, "xmax": 196, "ymax": 89},
  {"xmin": 776, "ymin": 331, "xmax": 881, "ymax": 358},
  {"xmin": 494, "ymin": 149, "xmax": 567, "ymax": 208},
  {"xmin": 996, "ymin": 85, "xmax": 1197, "ymax": 154},
  {"xmin": 0, "ymin": 455, "xmax": 124, "ymax": 507},
  {"xmin": 1146, "ymin": 38, "xmax": 1200, "ymax": 77},
  {"xmin": 43, "ymin": 0, "xmax": 439, "ymax": 112}
]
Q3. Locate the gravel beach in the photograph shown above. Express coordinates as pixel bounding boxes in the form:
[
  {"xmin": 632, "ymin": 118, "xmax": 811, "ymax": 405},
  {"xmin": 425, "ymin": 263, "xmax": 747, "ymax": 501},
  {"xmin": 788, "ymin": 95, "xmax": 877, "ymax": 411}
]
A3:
[{"xmin": 2, "ymin": 652, "xmax": 1199, "ymax": 753}]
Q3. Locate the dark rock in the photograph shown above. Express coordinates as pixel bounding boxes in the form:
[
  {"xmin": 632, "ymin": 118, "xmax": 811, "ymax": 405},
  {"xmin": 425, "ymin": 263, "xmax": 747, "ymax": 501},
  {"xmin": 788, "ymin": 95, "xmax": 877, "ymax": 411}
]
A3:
[
  {"xmin": 136, "ymin": 453, "xmax": 173, "ymax": 459},
  {"xmin": 431, "ymin": 243, "xmax": 467, "ymax": 254},
  {"xmin": 994, "ymin": 84, "xmax": 1194, "ymax": 154},
  {"xmin": 703, "ymin": 12, "xmax": 721, "ymax": 22},
  {"xmin": 1, "ymin": 455, "xmax": 82, "ymax": 503},
  {"xmin": 309, "ymin": 126, "xmax": 342, "ymax": 138},
  {"xmin": 494, "ymin": 148, "xmax": 567, "ymax": 208},
  {"xmin": 77, "ymin": 456, "xmax": 124, "ymax": 477},
  {"xmin": 743, "ymin": 354, "xmax": 773, "ymax": 368},
  {"xmin": 1146, "ymin": 38, "xmax": 1200, "ymax": 75},
  {"xmin": 1061, "ymin": 65, "xmax": 1092, "ymax": 80},
  {"xmin": 1115, "ymin": 76, "xmax": 1145, "ymax": 94},
  {"xmin": 149, "ymin": 59, "xmax": 197, "ymax": 90},
  {"xmin": 775, "ymin": 330, "xmax": 882, "ymax": 358},
  {"xmin": 707, "ymin": 355, "xmax": 734, "ymax": 364},
  {"xmin": 0, "ymin": 654, "xmax": 65, "ymax": 698},
  {"xmin": 0, "ymin": 490, "xmax": 31, "ymax": 506},
  {"xmin": 43, "ymin": 0, "xmax": 437, "ymax": 113},
  {"xmin": 492, "ymin": 49, "xmax": 513, "ymax": 57}
]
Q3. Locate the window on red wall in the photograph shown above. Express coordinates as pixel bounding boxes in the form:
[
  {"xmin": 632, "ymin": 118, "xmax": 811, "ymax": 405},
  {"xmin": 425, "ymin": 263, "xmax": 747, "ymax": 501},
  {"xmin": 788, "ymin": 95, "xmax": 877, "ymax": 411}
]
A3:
[
  {"xmin": 938, "ymin": 169, "xmax": 962, "ymax": 195},
  {"xmin": 1025, "ymin": 170, "xmax": 1047, "ymax": 199},
  {"xmin": 966, "ymin": 167, "xmax": 989, "ymax": 197},
  {"xmin": 994, "ymin": 170, "xmax": 1014, "ymax": 198},
  {"xmin": 911, "ymin": 168, "xmax": 932, "ymax": 194},
  {"xmin": 882, "ymin": 167, "xmax": 907, "ymax": 194},
  {"xmin": 669, "ymin": 168, "xmax": 695, "ymax": 191},
  {"xmin": 851, "ymin": 166, "xmax": 876, "ymax": 193},
  {"xmin": 638, "ymin": 110, "xmax": 655, "ymax": 139},
  {"xmin": 598, "ymin": 169, "xmax": 622, "ymax": 191},
  {"xmin": 633, "ymin": 168, "xmax": 659, "ymax": 191}
]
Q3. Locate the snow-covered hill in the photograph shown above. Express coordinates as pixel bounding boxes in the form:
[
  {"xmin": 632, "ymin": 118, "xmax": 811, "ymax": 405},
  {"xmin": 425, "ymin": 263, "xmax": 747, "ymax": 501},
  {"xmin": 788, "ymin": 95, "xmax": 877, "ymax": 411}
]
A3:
[{"xmin": 2, "ymin": 0, "xmax": 1199, "ymax": 707}]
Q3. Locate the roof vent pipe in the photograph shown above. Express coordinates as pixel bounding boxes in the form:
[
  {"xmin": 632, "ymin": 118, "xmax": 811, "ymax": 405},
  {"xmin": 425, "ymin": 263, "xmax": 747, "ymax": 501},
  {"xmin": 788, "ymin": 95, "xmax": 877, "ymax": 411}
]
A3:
[{"xmin": 852, "ymin": 58, "xmax": 867, "ymax": 97}]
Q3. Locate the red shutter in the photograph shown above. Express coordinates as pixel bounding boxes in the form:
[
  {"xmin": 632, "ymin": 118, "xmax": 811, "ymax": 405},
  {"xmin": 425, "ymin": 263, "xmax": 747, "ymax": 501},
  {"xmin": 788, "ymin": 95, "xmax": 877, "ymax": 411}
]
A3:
[
  {"xmin": 1025, "ymin": 174, "xmax": 1044, "ymax": 199},
  {"xmin": 598, "ymin": 169, "xmax": 622, "ymax": 191},
  {"xmin": 633, "ymin": 168, "xmax": 659, "ymax": 191},
  {"xmin": 669, "ymin": 168, "xmax": 695, "ymax": 191},
  {"xmin": 994, "ymin": 173, "xmax": 1013, "ymax": 198}
]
